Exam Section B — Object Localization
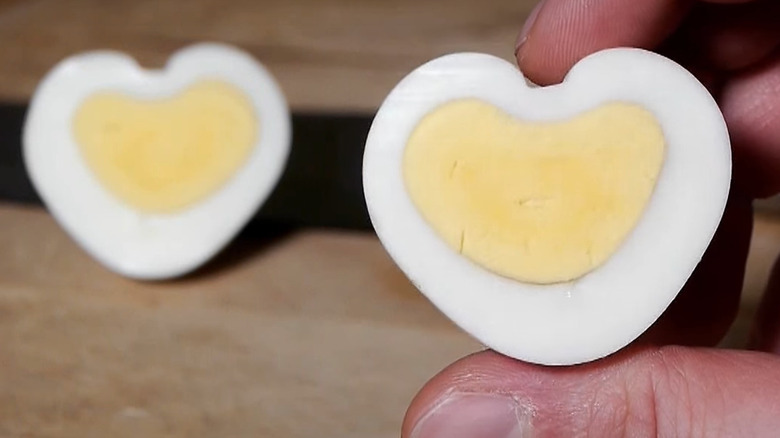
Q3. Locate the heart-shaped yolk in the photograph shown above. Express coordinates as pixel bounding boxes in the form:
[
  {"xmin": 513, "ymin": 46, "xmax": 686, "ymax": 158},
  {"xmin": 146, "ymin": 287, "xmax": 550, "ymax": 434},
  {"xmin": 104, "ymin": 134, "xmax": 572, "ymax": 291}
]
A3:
[
  {"xmin": 403, "ymin": 99, "xmax": 665, "ymax": 284},
  {"xmin": 73, "ymin": 80, "xmax": 257, "ymax": 213}
]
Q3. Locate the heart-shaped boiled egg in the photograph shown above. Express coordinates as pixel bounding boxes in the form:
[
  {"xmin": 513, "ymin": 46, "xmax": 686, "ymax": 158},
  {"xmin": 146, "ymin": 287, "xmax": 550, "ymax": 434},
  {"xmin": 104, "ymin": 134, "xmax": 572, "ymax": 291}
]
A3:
[
  {"xmin": 24, "ymin": 43, "xmax": 290, "ymax": 280},
  {"xmin": 363, "ymin": 48, "xmax": 731, "ymax": 365}
]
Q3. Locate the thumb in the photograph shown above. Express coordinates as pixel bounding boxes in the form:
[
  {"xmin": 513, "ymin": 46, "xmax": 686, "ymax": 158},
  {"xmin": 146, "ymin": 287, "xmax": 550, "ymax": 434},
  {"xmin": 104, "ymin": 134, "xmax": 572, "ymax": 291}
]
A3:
[{"xmin": 402, "ymin": 346, "xmax": 780, "ymax": 437}]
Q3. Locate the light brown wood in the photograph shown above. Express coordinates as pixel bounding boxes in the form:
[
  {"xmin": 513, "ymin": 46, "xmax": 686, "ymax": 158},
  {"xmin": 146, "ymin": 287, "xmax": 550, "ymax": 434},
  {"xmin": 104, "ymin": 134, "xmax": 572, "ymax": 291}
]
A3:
[
  {"xmin": 0, "ymin": 203, "xmax": 480, "ymax": 437},
  {"xmin": 0, "ymin": 1, "xmax": 532, "ymax": 433},
  {"xmin": 0, "ymin": 0, "xmax": 534, "ymax": 112},
  {"xmin": 4, "ymin": 0, "xmax": 780, "ymax": 435},
  {"xmin": 1, "ymin": 202, "xmax": 778, "ymax": 435}
]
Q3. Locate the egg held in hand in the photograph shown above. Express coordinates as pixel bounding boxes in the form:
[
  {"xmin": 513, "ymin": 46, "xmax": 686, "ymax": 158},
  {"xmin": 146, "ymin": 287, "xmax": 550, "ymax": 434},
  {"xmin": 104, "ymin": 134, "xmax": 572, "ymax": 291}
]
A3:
[
  {"xmin": 24, "ymin": 43, "xmax": 291, "ymax": 280},
  {"xmin": 362, "ymin": 48, "xmax": 730, "ymax": 365}
]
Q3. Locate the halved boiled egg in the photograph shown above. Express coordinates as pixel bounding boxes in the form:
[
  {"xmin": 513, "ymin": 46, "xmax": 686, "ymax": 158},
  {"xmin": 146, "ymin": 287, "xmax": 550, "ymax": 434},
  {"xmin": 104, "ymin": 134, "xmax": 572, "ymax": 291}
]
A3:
[
  {"xmin": 363, "ymin": 48, "xmax": 730, "ymax": 365},
  {"xmin": 24, "ymin": 43, "xmax": 290, "ymax": 280}
]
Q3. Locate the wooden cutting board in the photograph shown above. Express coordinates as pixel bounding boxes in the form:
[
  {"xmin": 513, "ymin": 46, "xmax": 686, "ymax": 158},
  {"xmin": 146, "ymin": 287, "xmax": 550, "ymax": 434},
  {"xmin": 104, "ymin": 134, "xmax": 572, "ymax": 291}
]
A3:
[
  {"xmin": 0, "ymin": 203, "xmax": 480, "ymax": 437},
  {"xmin": 2, "ymin": 0, "xmax": 780, "ymax": 435},
  {"xmin": 1, "ymin": 203, "xmax": 779, "ymax": 436}
]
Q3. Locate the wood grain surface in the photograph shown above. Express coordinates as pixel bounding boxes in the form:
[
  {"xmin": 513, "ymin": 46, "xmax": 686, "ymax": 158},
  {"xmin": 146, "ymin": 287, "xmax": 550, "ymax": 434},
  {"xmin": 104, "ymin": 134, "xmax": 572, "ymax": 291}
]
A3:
[
  {"xmin": 0, "ymin": 204, "xmax": 480, "ymax": 437},
  {"xmin": 0, "ymin": 0, "xmax": 532, "ymax": 112},
  {"xmin": 3, "ymin": 0, "xmax": 780, "ymax": 436},
  {"xmin": 0, "ymin": 203, "xmax": 778, "ymax": 436},
  {"xmin": 0, "ymin": 2, "xmax": 521, "ymax": 434}
]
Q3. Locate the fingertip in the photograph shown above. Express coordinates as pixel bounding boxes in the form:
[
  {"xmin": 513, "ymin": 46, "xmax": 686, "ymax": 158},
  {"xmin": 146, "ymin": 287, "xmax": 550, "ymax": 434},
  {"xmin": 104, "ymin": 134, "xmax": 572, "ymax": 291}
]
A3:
[
  {"xmin": 402, "ymin": 351, "xmax": 515, "ymax": 438},
  {"xmin": 402, "ymin": 348, "xmax": 657, "ymax": 437},
  {"xmin": 403, "ymin": 347, "xmax": 780, "ymax": 437},
  {"xmin": 515, "ymin": 0, "xmax": 690, "ymax": 85},
  {"xmin": 515, "ymin": 0, "xmax": 547, "ymax": 63}
]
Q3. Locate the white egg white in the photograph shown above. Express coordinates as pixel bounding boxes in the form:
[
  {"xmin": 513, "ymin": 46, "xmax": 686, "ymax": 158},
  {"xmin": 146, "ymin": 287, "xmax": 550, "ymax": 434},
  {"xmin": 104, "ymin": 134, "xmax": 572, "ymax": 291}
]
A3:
[
  {"xmin": 363, "ymin": 48, "xmax": 731, "ymax": 365},
  {"xmin": 24, "ymin": 43, "xmax": 290, "ymax": 280}
]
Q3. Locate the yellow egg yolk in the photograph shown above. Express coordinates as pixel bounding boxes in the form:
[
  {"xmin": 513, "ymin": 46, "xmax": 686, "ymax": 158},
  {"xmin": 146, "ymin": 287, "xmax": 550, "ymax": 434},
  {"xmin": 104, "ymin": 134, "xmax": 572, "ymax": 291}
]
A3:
[
  {"xmin": 73, "ymin": 80, "xmax": 257, "ymax": 213},
  {"xmin": 403, "ymin": 99, "xmax": 665, "ymax": 284}
]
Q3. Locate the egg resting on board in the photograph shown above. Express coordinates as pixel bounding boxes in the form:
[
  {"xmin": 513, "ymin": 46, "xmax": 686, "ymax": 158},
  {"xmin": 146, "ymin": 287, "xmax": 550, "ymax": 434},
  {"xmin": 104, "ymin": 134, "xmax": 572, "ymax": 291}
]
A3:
[{"xmin": 24, "ymin": 43, "xmax": 291, "ymax": 280}]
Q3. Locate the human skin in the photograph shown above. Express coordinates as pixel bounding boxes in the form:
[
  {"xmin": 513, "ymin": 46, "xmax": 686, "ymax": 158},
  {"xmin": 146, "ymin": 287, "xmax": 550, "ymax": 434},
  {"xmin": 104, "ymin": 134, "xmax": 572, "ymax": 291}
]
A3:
[{"xmin": 402, "ymin": 0, "xmax": 780, "ymax": 436}]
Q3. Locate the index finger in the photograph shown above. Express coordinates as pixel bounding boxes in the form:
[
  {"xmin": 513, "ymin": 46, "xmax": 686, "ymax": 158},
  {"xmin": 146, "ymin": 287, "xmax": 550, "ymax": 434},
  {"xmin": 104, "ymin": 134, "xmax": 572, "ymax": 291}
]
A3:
[{"xmin": 515, "ymin": 0, "xmax": 752, "ymax": 85}]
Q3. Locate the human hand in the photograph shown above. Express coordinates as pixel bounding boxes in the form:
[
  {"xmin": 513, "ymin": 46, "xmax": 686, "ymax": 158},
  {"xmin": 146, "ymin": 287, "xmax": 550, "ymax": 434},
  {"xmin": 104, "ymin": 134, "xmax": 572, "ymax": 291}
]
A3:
[{"xmin": 402, "ymin": 0, "xmax": 780, "ymax": 436}]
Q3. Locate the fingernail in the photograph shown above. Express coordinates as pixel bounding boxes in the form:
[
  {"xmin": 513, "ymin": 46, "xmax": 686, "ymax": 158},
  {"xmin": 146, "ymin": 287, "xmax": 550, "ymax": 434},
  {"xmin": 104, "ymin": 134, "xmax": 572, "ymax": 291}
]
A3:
[
  {"xmin": 516, "ymin": 0, "xmax": 545, "ymax": 57},
  {"xmin": 410, "ymin": 392, "xmax": 533, "ymax": 438}
]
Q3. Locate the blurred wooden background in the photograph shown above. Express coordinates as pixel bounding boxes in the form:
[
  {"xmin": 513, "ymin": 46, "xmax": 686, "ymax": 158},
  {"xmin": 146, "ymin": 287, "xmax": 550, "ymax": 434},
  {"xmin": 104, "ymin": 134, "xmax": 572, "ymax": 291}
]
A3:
[
  {"xmin": 0, "ymin": 1, "xmax": 527, "ymax": 437},
  {"xmin": 1, "ymin": 0, "xmax": 779, "ymax": 437},
  {"xmin": 0, "ymin": 0, "xmax": 529, "ymax": 111}
]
